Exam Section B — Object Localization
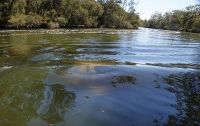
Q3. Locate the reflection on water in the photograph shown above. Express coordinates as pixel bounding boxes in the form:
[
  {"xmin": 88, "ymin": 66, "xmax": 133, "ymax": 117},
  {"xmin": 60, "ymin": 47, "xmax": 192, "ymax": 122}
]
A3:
[
  {"xmin": 38, "ymin": 84, "xmax": 76, "ymax": 124},
  {"xmin": 0, "ymin": 28, "xmax": 200, "ymax": 126},
  {"xmin": 111, "ymin": 76, "xmax": 136, "ymax": 87},
  {"xmin": 0, "ymin": 67, "xmax": 76, "ymax": 126},
  {"xmin": 162, "ymin": 72, "xmax": 200, "ymax": 126}
]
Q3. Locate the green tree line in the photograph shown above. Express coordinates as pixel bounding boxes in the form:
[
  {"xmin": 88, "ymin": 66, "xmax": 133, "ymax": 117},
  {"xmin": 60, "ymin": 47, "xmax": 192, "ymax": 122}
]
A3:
[
  {"xmin": 143, "ymin": 4, "xmax": 200, "ymax": 33},
  {"xmin": 0, "ymin": 0, "xmax": 140, "ymax": 29}
]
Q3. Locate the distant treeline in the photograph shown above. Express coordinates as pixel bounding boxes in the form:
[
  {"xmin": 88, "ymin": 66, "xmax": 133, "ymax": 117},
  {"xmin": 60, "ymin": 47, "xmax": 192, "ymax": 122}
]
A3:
[
  {"xmin": 143, "ymin": 4, "xmax": 200, "ymax": 33},
  {"xmin": 0, "ymin": 0, "xmax": 141, "ymax": 29}
]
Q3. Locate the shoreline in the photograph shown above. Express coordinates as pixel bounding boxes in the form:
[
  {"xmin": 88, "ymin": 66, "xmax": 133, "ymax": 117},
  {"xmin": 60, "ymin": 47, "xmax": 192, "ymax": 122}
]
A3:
[{"xmin": 0, "ymin": 27, "xmax": 199, "ymax": 34}]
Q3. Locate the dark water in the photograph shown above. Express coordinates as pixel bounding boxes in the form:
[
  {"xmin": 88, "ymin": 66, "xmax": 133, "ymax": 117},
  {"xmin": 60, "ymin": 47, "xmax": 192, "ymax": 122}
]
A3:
[{"xmin": 0, "ymin": 28, "xmax": 200, "ymax": 126}]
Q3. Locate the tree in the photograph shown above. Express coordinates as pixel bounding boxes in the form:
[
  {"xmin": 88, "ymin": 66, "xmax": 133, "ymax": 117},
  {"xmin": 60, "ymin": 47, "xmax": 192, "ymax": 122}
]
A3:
[
  {"xmin": 11, "ymin": 0, "xmax": 26, "ymax": 15},
  {"xmin": 0, "ymin": 0, "xmax": 140, "ymax": 29},
  {"xmin": 26, "ymin": 12, "xmax": 42, "ymax": 28},
  {"xmin": 148, "ymin": 11, "xmax": 163, "ymax": 29},
  {"xmin": 103, "ymin": 1, "xmax": 125, "ymax": 28},
  {"xmin": 81, "ymin": 0, "xmax": 104, "ymax": 27},
  {"xmin": 145, "ymin": 4, "xmax": 200, "ymax": 33}
]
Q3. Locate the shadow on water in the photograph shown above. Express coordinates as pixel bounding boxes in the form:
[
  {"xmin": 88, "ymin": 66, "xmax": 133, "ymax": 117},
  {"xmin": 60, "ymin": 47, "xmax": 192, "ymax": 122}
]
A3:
[
  {"xmin": 111, "ymin": 75, "xmax": 136, "ymax": 87},
  {"xmin": 154, "ymin": 71, "xmax": 200, "ymax": 126},
  {"xmin": 0, "ymin": 67, "xmax": 76, "ymax": 126}
]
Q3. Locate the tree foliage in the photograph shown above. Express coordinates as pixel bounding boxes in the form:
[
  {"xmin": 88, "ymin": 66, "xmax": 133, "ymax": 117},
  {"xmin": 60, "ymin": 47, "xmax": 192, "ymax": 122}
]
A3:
[
  {"xmin": 0, "ymin": 0, "xmax": 140, "ymax": 29},
  {"xmin": 8, "ymin": 14, "xmax": 27, "ymax": 28},
  {"xmin": 144, "ymin": 4, "xmax": 200, "ymax": 33}
]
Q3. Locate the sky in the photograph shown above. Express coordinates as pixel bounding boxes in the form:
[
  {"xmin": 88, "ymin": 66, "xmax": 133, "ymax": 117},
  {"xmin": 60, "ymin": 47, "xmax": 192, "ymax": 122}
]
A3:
[{"xmin": 135, "ymin": 0, "xmax": 200, "ymax": 20}]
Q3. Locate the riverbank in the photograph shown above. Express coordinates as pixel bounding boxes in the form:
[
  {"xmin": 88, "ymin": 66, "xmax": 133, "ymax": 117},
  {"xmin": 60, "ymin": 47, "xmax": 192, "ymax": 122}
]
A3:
[
  {"xmin": 142, "ymin": 26, "xmax": 200, "ymax": 34},
  {"xmin": 142, "ymin": 4, "xmax": 200, "ymax": 34}
]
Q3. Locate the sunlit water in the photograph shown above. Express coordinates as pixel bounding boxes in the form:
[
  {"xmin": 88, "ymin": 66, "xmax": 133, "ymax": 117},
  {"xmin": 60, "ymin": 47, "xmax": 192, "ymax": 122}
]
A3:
[{"xmin": 0, "ymin": 28, "xmax": 200, "ymax": 126}]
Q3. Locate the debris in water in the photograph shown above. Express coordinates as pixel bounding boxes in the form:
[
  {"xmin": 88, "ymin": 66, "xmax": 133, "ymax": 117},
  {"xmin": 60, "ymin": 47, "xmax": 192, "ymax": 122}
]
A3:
[
  {"xmin": 2, "ymin": 66, "xmax": 12, "ymax": 69},
  {"xmin": 84, "ymin": 96, "xmax": 90, "ymax": 98},
  {"xmin": 71, "ymin": 109, "xmax": 82, "ymax": 115}
]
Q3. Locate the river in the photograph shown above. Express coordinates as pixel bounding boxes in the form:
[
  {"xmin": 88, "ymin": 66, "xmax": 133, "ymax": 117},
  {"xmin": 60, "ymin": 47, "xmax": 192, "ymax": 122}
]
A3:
[{"xmin": 0, "ymin": 28, "xmax": 200, "ymax": 126}]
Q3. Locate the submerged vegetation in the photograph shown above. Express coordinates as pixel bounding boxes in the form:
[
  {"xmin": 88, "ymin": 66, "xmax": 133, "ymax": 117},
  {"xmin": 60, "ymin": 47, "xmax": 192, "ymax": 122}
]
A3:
[
  {"xmin": 143, "ymin": 4, "xmax": 200, "ymax": 33},
  {"xmin": 0, "ymin": 0, "xmax": 141, "ymax": 29}
]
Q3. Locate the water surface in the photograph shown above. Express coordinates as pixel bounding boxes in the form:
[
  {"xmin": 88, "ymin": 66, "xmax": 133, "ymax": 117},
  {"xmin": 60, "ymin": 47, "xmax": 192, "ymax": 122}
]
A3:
[{"xmin": 0, "ymin": 28, "xmax": 200, "ymax": 126}]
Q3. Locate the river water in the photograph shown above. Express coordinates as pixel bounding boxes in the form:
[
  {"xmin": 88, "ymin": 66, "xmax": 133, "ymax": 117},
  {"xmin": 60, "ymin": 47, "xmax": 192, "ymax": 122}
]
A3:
[{"xmin": 0, "ymin": 28, "xmax": 200, "ymax": 126}]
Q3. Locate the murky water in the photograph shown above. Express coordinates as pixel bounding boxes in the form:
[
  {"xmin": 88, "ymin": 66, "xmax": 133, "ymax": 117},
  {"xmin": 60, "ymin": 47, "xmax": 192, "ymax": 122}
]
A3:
[{"xmin": 0, "ymin": 28, "xmax": 200, "ymax": 126}]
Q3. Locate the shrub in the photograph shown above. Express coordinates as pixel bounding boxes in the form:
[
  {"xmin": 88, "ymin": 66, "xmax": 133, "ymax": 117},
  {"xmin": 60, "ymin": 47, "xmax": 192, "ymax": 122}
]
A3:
[
  {"xmin": 26, "ymin": 12, "xmax": 42, "ymax": 28},
  {"xmin": 47, "ymin": 21, "xmax": 59, "ymax": 28},
  {"xmin": 56, "ymin": 17, "xmax": 68, "ymax": 27},
  {"xmin": 122, "ymin": 21, "xmax": 133, "ymax": 29},
  {"xmin": 8, "ymin": 14, "xmax": 27, "ymax": 28},
  {"xmin": 164, "ymin": 26, "xmax": 169, "ymax": 30}
]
